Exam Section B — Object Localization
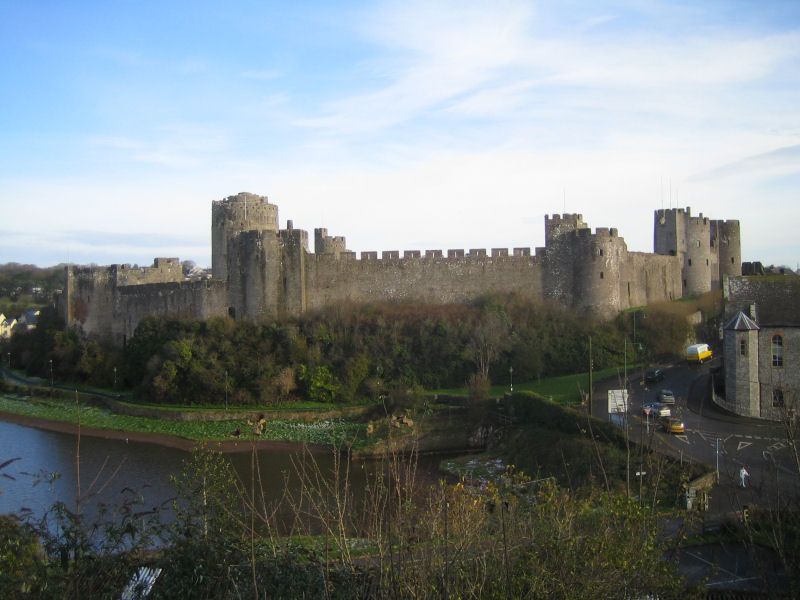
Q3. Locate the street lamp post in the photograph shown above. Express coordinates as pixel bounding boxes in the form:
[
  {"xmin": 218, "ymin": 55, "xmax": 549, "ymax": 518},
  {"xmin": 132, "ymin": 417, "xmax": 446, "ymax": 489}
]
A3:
[
  {"xmin": 49, "ymin": 359, "xmax": 53, "ymax": 390},
  {"xmin": 509, "ymin": 366, "xmax": 513, "ymax": 394},
  {"xmin": 716, "ymin": 438, "xmax": 720, "ymax": 483},
  {"xmin": 113, "ymin": 367, "xmax": 117, "ymax": 390},
  {"xmin": 224, "ymin": 370, "xmax": 229, "ymax": 411}
]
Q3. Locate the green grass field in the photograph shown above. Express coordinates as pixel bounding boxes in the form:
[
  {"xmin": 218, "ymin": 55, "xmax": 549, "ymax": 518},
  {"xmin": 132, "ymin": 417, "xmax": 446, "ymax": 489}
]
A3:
[{"xmin": 432, "ymin": 364, "xmax": 641, "ymax": 405}]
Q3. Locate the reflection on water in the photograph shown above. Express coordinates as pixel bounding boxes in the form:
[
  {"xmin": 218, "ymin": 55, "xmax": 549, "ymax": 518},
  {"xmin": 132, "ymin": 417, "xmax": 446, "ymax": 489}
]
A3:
[{"xmin": 0, "ymin": 420, "xmax": 449, "ymax": 531}]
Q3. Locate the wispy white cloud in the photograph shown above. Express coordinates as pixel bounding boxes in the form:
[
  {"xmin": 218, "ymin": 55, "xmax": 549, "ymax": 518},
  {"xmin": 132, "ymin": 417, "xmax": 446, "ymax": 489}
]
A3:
[
  {"xmin": 689, "ymin": 144, "xmax": 800, "ymax": 182},
  {"xmin": 89, "ymin": 123, "xmax": 232, "ymax": 168}
]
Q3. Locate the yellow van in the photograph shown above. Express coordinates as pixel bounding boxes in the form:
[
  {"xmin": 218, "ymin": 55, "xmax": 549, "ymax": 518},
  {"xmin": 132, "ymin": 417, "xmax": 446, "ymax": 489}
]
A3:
[{"xmin": 686, "ymin": 343, "xmax": 712, "ymax": 364}]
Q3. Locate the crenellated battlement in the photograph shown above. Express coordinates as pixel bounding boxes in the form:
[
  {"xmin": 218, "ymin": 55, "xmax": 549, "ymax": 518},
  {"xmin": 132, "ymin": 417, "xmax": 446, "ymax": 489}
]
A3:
[
  {"xmin": 310, "ymin": 248, "xmax": 539, "ymax": 265},
  {"xmin": 63, "ymin": 191, "xmax": 742, "ymax": 342},
  {"xmin": 545, "ymin": 213, "xmax": 589, "ymax": 245}
]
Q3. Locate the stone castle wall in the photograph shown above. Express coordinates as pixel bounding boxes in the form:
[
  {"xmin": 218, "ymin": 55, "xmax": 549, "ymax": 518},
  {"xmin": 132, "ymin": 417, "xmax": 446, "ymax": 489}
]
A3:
[
  {"xmin": 305, "ymin": 251, "xmax": 544, "ymax": 310},
  {"xmin": 63, "ymin": 194, "xmax": 740, "ymax": 343}
]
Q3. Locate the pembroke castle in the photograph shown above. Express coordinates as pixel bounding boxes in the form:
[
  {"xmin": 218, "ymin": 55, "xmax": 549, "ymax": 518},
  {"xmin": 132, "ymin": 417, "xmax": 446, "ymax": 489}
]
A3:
[{"xmin": 61, "ymin": 192, "xmax": 742, "ymax": 344}]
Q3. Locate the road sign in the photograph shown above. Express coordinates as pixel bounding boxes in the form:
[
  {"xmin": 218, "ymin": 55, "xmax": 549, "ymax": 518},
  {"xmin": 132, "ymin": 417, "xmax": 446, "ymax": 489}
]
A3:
[{"xmin": 608, "ymin": 389, "xmax": 629, "ymax": 414}]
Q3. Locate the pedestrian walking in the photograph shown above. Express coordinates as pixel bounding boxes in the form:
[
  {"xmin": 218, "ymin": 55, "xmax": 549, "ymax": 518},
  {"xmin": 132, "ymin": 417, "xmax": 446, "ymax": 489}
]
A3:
[{"xmin": 739, "ymin": 466, "xmax": 749, "ymax": 488}]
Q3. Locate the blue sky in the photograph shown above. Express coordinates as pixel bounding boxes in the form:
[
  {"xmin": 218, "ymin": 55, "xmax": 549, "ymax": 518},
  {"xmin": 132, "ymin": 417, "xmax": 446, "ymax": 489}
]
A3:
[{"xmin": 1, "ymin": 0, "xmax": 799, "ymax": 268}]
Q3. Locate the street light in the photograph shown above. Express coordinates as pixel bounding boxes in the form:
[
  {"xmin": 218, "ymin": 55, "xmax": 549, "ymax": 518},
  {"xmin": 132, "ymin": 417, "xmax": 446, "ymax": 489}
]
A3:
[
  {"xmin": 113, "ymin": 367, "xmax": 117, "ymax": 390},
  {"xmin": 49, "ymin": 359, "xmax": 53, "ymax": 389},
  {"xmin": 509, "ymin": 366, "xmax": 513, "ymax": 394}
]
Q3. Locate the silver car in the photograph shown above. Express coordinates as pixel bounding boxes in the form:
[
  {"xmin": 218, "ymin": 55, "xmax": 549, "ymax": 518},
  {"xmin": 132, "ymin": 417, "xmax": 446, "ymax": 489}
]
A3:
[{"xmin": 658, "ymin": 389, "xmax": 676, "ymax": 404}]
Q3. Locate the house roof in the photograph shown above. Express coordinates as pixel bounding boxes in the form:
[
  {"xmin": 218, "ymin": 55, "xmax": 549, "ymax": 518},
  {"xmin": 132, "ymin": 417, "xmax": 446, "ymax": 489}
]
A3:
[
  {"xmin": 726, "ymin": 277, "xmax": 800, "ymax": 327},
  {"xmin": 725, "ymin": 311, "xmax": 760, "ymax": 331}
]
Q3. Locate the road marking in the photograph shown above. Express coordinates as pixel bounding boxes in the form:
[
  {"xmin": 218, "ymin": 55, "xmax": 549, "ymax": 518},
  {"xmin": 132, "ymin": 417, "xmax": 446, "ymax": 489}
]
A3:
[
  {"xmin": 768, "ymin": 441, "xmax": 786, "ymax": 451},
  {"xmin": 675, "ymin": 434, "xmax": 690, "ymax": 444},
  {"xmin": 737, "ymin": 441, "xmax": 752, "ymax": 452}
]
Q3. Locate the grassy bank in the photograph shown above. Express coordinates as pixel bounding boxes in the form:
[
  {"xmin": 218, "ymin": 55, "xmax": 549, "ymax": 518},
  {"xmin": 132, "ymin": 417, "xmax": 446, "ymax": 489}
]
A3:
[
  {"xmin": 0, "ymin": 393, "xmax": 366, "ymax": 446},
  {"xmin": 432, "ymin": 364, "xmax": 642, "ymax": 405}
]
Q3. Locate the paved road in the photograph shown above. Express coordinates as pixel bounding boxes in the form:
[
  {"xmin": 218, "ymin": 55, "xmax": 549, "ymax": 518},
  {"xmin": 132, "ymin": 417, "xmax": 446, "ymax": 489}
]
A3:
[{"xmin": 590, "ymin": 358, "xmax": 800, "ymax": 512}]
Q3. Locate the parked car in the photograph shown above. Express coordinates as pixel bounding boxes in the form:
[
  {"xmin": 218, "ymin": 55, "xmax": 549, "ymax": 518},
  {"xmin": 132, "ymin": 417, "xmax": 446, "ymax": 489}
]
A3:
[
  {"xmin": 658, "ymin": 389, "xmax": 676, "ymax": 404},
  {"xmin": 661, "ymin": 417, "xmax": 685, "ymax": 434},
  {"xmin": 642, "ymin": 402, "xmax": 670, "ymax": 418},
  {"xmin": 644, "ymin": 368, "xmax": 665, "ymax": 384}
]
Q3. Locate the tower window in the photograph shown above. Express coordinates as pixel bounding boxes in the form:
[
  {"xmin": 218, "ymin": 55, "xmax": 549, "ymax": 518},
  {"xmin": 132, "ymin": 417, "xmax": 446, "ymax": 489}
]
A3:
[
  {"xmin": 731, "ymin": 257, "xmax": 735, "ymax": 264},
  {"xmin": 706, "ymin": 259, "xmax": 709, "ymax": 266},
  {"xmin": 688, "ymin": 259, "xmax": 692, "ymax": 266},
  {"xmin": 600, "ymin": 271, "xmax": 604, "ymax": 279},
  {"xmin": 683, "ymin": 279, "xmax": 687, "ymax": 287},
  {"xmin": 772, "ymin": 335, "xmax": 783, "ymax": 367},
  {"xmin": 599, "ymin": 248, "xmax": 604, "ymax": 256},
  {"xmin": 740, "ymin": 339, "xmax": 747, "ymax": 356},
  {"xmin": 773, "ymin": 389, "xmax": 784, "ymax": 408}
]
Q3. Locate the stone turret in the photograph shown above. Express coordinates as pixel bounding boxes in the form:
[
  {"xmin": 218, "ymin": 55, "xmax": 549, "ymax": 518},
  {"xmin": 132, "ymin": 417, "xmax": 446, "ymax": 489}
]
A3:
[
  {"xmin": 723, "ymin": 311, "xmax": 760, "ymax": 417},
  {"xmin": 573, "ymin": 228, "xmax": 626, "ymax": 318},
  {"xmin": 655, "ymin": 207, "xmax": 736, "ymax": 296},
  {"xmin": 212, "ymin": 192, "xmax": 278, "ymax": 282},
  {"xmin": 544, "ymin": 213, "xmax": 588, "ymax": 246},
  {"xmin": 713, "ymin": 220, "xmax": 742, "ymax": 283},
  {"xmin": 314, "ymin": 228, "xmax": 348, "ymax": 256},
  {"xmin": 684, "ymin": 213, "xmax": 712, "ymax": 296}
]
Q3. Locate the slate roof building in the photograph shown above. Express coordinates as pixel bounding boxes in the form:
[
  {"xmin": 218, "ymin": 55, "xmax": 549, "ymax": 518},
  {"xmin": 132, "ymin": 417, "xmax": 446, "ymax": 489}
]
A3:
[{"xmin": 721, "ymin": 277, "xmax": 800, "ymax": 420}]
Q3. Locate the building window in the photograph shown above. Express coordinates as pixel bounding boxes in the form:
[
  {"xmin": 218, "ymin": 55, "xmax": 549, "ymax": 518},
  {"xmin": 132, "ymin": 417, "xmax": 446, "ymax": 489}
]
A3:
[
  {"xmin": 706, "ymin": 258, "xmax": 709, "ymax": 266},
  {"xmin": 772, "ymin": 335, "xmax": 783, "ymax": 367},
  {"xmin": 740, "ymin": 339, "xmax": 747, "ymax": 356},
  {"xmin": 600, "ymin": 271, "xmax": 604, "ymax": 279},
  {"xmin": 683, "ymin": 279, "xmax": 687, "ymax": 287},
  {"xmin": 773, "ymin": 389, "xmax": 784, "ymax": 408},
  {"xmin": 731, "ymin": 257, "xmax": 735, "ymax": 264},
  {"xmin": 688, "ymin": 259, "xmax": 692, "ymax": 266}
]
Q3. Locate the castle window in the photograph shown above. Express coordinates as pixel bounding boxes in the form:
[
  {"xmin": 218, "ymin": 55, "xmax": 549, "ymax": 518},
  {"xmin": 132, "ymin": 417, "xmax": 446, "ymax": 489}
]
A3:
[
  {"xmin": 600, "ymin": 271, "xmax": 604, "ymax": 279},
  {"xmin": 688, "ymin": 259, "xmax": 692, "ymax": 266},
  {"xmin": 772, "ymin": 335, "xmax": 783, "ymax": 367},
  {"xmin": 706, "ymin": 259, "xmax": 709, "ymax": 266},
  {"xmin": 599, "ymin": 248, "xmax": 604, "ymax": 256},
  {"xmin": 773, "ymin": 389, "xmax": 784, "ymax": 408},
  {"xmin": 696, "ymin": 240, "xmax": 701, "ymax": 247},
  {"xmin": 731, "ymin": 257, "xmax": 735, "ymax": 264},
  {"xmin": 683, "ymin": 279, "xmax": 687, "ymax": 287},
  {"xmin": 740, "ymin": 339, "xmax": 747, "ymax": 356}
]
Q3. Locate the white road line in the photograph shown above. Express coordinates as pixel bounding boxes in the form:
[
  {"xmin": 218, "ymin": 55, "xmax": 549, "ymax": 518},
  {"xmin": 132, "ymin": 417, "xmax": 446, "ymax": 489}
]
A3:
[{"xmin": 737, "ymin": 441, "xmax": 752, "ymax": 451}]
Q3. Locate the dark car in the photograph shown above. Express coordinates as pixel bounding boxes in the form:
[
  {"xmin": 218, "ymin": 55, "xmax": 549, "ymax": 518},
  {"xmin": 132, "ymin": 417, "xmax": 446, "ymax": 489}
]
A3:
[{"xmin": 644, "ymin": 368, "xmax": 665, "ymax": 384}]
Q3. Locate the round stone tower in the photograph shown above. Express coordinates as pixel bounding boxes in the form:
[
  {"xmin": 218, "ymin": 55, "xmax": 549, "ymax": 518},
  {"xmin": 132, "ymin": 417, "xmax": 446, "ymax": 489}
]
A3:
[
  {"xmin": 715, "ymin": 220, "xmax": 742, "ymax": 283},
  {"xmin": 683, "ymin": 214, "xmax": 712, "ymax": 296},
  {"xmin": 574, "ymin": 227, "xmax": 626, "ymax": 318},
  {"xmin": 211, "ymin": 192, "xmax": 279, "ymax": 282}
]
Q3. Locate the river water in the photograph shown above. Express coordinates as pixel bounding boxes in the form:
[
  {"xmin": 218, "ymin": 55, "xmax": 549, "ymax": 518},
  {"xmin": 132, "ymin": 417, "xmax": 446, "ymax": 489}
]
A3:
[{"xmin": 0, "ymin": 420, "xmax": 448, "ymax": 529}]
